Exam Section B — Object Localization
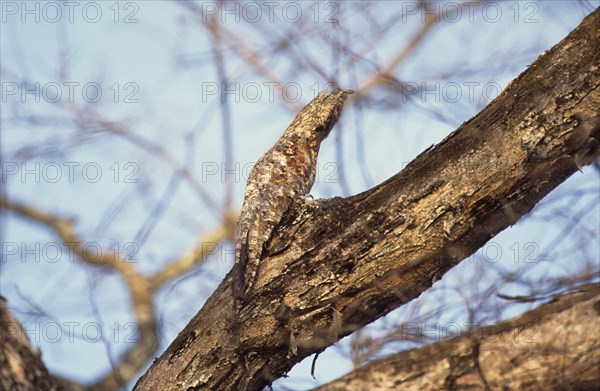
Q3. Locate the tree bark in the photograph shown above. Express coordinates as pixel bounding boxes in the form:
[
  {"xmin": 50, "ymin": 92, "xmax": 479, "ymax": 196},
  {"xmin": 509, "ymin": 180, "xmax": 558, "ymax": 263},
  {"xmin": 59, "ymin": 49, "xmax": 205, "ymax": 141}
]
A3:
[
  {"xmin": 314, "ymin": 283, "xmax": 600, "ymax": 391},
  {"xmin": 0, "ymin": 298, "xmax": 63, "ymax": 391},
  {"xmin": 135, "ymin": 9, "xmax": 600, "ymax": 391}
]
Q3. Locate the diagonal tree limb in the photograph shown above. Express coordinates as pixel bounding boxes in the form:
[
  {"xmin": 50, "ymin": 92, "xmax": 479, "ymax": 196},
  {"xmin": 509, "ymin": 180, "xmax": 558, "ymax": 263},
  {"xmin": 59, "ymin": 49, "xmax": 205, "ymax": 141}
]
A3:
[
  {"xmin": 135, "ymin": 9, "xmax": 600, "ymax": 391},
  {"xmin": 313, "ymin": 282, "xmax": 600, "ymax": 390}
]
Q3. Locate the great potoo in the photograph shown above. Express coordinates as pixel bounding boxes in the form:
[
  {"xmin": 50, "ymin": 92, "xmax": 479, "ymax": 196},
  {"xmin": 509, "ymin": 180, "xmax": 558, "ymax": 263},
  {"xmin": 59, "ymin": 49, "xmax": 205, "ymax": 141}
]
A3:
[{"xmin": 233, "ymin": 87, "xmax": 354, "ymax": 300}]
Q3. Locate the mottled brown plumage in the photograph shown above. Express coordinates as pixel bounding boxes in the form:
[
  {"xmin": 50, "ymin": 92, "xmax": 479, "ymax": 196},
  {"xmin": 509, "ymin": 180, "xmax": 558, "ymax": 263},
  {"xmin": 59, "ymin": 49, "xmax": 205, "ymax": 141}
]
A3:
[{"xmin": 233, "ymin": 87, "xmax": 353, "ymax": 300}]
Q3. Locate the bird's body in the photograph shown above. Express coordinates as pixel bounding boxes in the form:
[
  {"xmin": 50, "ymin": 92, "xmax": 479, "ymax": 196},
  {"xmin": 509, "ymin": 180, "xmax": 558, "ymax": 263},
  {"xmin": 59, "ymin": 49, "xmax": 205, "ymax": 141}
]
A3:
[{"xmin": 233, "ymin": 88, "xmax": 353, "ymax": 300}]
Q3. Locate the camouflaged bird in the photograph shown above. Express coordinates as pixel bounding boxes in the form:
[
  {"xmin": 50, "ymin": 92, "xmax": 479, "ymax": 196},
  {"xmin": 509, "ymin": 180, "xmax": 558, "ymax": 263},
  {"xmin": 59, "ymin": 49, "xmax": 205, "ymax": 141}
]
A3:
[{"xmin": 233, "ymin": 87, "xmax": 353, "ymax": 300}]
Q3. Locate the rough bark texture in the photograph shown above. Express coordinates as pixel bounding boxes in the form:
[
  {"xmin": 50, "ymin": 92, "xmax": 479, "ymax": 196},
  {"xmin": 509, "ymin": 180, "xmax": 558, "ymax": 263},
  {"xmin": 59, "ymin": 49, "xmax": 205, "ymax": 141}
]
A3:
[
  {"xmin": 0, "ymin": 298, "xmax": 63, "ymax": 391},
  {"xmin": 315, "ymin": 283, "xmax": 600, "ymax": 391},
  {"xmin": 135, "ymin": 9, "xmax": 600, "ymax": 391}
]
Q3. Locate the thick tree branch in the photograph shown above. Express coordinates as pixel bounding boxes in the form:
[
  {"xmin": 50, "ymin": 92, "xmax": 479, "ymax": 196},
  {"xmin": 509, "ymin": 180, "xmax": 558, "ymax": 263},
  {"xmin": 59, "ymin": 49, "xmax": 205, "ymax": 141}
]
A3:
[
  {"xmin": 0, "ymin": 298, "xmax": 63, "ymax": 391},
  {"xmin": 315, "ymin": 283, "xmax": 600, "ymax": 390},
  {"xmin": 135, "ymin": 9, "xmax": 600, "ymax": 391}
]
